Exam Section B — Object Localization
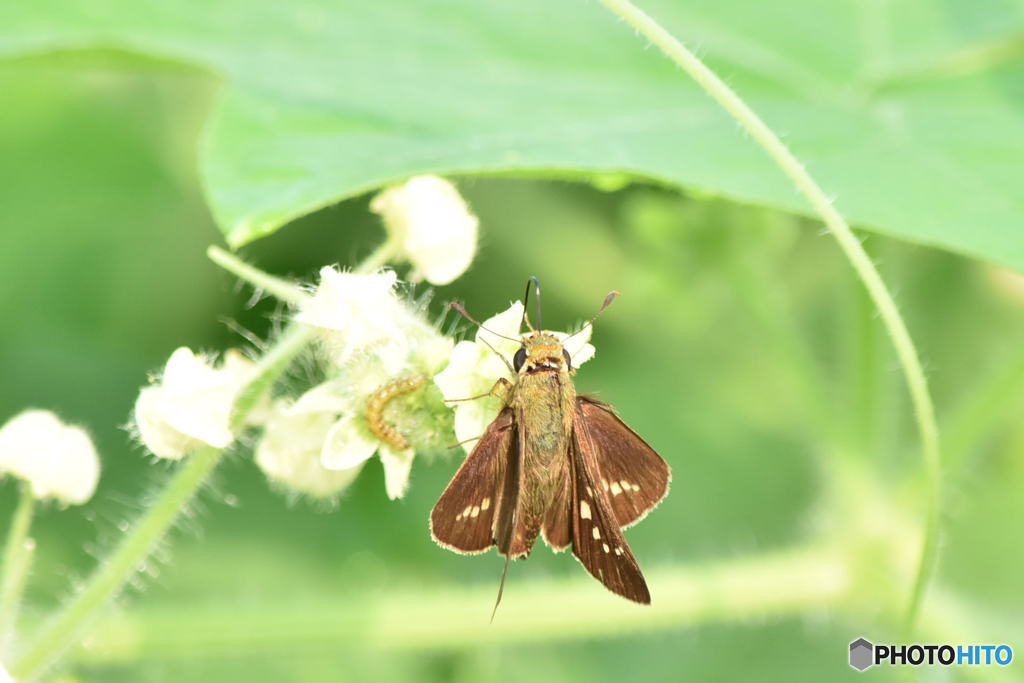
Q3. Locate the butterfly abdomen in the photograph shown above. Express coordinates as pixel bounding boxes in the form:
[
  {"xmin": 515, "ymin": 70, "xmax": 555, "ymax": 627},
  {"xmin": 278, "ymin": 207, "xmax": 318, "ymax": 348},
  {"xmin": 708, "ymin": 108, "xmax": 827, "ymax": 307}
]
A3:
[
  {"xmin": 506, "ymin": 368, "xmax": 574, "ymax": 557},
  {"xmin": 365, "ymin": 375, "xmax": 426, "ymax": 449}
]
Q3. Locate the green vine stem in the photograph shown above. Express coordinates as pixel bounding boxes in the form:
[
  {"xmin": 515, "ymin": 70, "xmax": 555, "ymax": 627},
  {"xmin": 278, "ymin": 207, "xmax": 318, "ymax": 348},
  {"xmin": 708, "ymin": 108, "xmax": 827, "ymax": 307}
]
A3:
[
  {"xmin": 357, "ymin": 238, "xmax": 401, "ymax": 273},
  {"xmin": 9, "ymin": 448, "xmax": 222, "ymax": 679},
  {"xmin": 73, "ymin": 544, "xmax": 850, "ymax": 663},
  {"xmin": 207, "ymin": 246, "xmax": 307, "ymax": 305},
  {"xmin": 0, "ymin": 483, "xmax": 35, "ymax": 657},
  {"xmin": 597, "ymin": 0, "xmax": 941, "ymax": 635},
  {"xmin": 942, "ymin": 344, "xmax": 1024, "ymax": 473},
  {"xmin": 230, "ymin": 324, "xmax": 315, "ymax": 431}
]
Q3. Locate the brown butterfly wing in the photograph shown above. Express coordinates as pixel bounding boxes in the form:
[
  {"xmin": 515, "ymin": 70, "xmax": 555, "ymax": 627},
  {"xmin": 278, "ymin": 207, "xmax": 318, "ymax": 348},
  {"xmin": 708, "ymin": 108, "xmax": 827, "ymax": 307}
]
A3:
[
  {"xmin": 570, "ymin": 407, "xmax": 651, "ymax": 604},
  {"xmin": 576, "ymin": 397, "xmax": 670, "ymax": 529},
  {"xmin": 540, "ymin": 462, "xmax": 572, "ymax": 552},
  {"xmin": 430, "ymin": 407, "xmax": 516, "ymax": 555}
]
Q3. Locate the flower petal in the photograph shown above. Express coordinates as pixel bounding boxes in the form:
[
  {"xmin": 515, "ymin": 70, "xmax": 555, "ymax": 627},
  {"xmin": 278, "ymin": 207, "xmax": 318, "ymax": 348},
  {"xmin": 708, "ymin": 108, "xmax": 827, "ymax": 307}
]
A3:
[
  {"xmin": 256, "ymin": 404, "xmax": 363, "ymax": 498},
  {"xmin": 452, "ymin": 396, "xmax": 504, "ymax": 451},
  {"xmin": 379, "ymin": 444, "xmax": 415, "ymax": 499},
  {"xmin": 160, "ymin": 347, "xmax": 226, "ymax": 393},
  {"xmin": 321, "ymin": 415, "xmax": 379, "ymax": 470},
  {"xmin": 134, "ymin": 388, "xmax": 202, "ymax": 460},
  {"xmin": 288, "ymin": 381, "xmax": 351, "ymax": 416},
  {"xmin": 433, "ymin": 340, "xmax": 483, "ymax": 402},
  {"xmin": 552, "ymin": 328, "xmax": 596, "ymax": 369},
  {"xmin": 478, "ymin": 301, "xmax": 524, "ymax": 353}
]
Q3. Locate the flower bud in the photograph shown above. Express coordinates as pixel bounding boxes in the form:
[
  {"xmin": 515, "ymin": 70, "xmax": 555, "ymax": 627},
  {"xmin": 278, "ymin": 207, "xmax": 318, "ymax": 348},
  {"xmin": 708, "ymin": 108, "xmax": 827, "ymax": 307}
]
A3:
[
  {"xmin": 134, "ymin": 348, "xmax": 257, "ymax": 460},
  {"xmin": 371, "ymin": 175, "xmax": 479, "ymax": 285},
  {"xmin": 0, "ymin": 410, "xmax": 100, "ymax": 505}
]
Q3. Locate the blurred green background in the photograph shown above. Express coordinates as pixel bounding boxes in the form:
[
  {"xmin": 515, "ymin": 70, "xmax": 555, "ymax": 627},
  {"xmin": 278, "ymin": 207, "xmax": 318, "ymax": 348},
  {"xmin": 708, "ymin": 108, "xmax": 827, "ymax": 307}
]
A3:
[{"xmin": 2, "ymin": 29, "xmax": 1024, "ymax": 683}]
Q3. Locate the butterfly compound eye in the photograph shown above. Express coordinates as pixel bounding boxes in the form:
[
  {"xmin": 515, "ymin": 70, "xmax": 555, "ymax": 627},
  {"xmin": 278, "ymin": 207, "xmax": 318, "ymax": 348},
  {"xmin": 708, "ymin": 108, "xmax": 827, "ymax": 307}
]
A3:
[
  {"xmin": 513, "ymin": 347, "xmax": 527, "ymax": 372},
  {"xmin": 562, "ymin": 349, "xmax": 573, "ymax": 372}
]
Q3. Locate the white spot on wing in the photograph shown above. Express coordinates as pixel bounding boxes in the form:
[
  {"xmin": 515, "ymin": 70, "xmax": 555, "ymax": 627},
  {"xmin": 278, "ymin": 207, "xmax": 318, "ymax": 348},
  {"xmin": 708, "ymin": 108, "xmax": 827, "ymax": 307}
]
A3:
[
  {"xmin": 481, "ymin": 498, "xmax": 491, "ymax": 511},
  {"xmin": 470, "ymin": 506, "xmax": 480, "ymax": 518},
  {"xmin": 603, "ymin": 543, "xmax": 610, "ymax": 553},
  {"xmin": 610, "ymin": 482, "xmax": 622, "ymax": 496},
  {"xmin": 614, "ymin": 546, "xmax": 623, "ymax": 555},
  {"xmin": 592, "ymin": 527, "xmax": 601, "ymax": 539},
  {"xmin": 580, "ymin": 501, "xmax": 592, "ymax": 519}
]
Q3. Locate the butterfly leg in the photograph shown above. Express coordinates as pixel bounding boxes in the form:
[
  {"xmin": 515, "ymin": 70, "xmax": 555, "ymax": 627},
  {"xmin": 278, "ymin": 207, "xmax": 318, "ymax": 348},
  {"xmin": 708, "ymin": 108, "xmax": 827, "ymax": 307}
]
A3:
[
  {"xmin": 447, "ymin": 435, "xmax": 483, "ymax": 449},
  {"xmin": 442, "ymin": 377, "xmax": 512, "ymax": 403}
]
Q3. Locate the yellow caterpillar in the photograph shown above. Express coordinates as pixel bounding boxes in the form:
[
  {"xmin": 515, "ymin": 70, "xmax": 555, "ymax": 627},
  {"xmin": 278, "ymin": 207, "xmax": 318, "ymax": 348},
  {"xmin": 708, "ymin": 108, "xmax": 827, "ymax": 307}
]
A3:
[{"xmin": 365, "ymin": 375, "xmax": 427, "ymax": 449}]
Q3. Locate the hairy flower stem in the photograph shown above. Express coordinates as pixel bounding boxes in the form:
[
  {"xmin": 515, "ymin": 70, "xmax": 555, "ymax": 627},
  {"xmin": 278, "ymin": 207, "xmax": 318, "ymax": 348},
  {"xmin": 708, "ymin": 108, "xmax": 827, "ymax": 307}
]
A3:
[
  {"xmin": 10, "ymin": 448, "xmax": 221, "ymax": 679},
  {"xmin": 0, "ymin": 483, "xmax": 35, "ymax": 657},
  {"xmin": 357, "ymin": 239, "xmax": 401, "ymax": 273},
  {"xmin": 11, "ymin": 243, "xmax": 390, "ymax": 680},
  {"xmin": 598, "ymin": 0, "xmax": 941, "ymax": 636},
  {"xmin": 206, "ymin": 246, "xmax": 307, "ymax": 305}
]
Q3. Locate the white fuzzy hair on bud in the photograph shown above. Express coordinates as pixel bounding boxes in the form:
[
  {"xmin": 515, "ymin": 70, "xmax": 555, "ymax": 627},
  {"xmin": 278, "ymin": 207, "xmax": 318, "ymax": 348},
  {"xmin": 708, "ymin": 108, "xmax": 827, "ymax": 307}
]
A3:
[{"xmin": 294, "ymin": 269, "xmax": 411, "ymax": 372}]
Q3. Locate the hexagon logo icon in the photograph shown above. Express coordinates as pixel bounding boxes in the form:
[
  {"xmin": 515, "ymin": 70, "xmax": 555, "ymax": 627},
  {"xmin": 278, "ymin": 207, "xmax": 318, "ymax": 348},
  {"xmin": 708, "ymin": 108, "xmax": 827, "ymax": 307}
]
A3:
[{"xmin": 849, "ymin": 637, "xmax": 874, "ymax": 671}]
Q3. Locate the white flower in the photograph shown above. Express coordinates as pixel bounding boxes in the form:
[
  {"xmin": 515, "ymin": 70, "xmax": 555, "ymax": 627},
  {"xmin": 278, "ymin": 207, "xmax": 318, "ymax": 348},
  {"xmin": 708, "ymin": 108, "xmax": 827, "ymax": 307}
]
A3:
[
  {"xmin": 257, "ymin": 303, "xmax": 453, "ymax": 501},
  {"xmin": 280, "ymin": 378, "xmax": 421, "ymax": 501},
  {"xmin": 433, "ymin": 302, "xmax": 595, "ymax": 449},
  {"xmin": 371, "ymin": 175, "xmax": 479, "ymax": 285},
  {"xmin": 294, "ymin": 268, "xmax": 413, "ymax": 372},
  {"xmin": 0, "ymin": 410, "xmax": 100, "ymax": 505},
  {"xmin": 255, "ymin": 401, "xmax": 363, "ymax": 498},
  {"xmin": 134, "ymin": 348, "xmax": 256, "ymax": 460}
]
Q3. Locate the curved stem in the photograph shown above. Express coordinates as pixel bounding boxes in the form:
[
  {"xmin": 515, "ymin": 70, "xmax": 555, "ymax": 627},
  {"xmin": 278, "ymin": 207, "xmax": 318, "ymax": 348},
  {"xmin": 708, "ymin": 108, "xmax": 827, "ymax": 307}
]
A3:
[
  {"xmin": 356, "ymin": 239, "xmax": 400, "ymax": 273},
  {"xmin": 597, "ymin": 0, "xmax": 941, "ymax": 634},
  {"xmin": 229, "ymin": 323, "xmax": 315, "ymax": 431},
  {"xmin": 74, "ymin": 543, "xmax": 849, "ymax": 663},
  {"xmin": 207, "ymin": 246, "xmax": 307, "ymax": 305},
  {"xmin": 0, "ymin": 483, "xmax": 35, "ymax": 656}
]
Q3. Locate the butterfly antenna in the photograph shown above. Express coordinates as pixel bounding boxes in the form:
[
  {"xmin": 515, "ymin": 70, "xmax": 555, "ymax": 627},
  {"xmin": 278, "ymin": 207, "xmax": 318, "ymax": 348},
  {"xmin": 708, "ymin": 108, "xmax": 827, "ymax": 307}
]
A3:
[
  {"xmin": 491, "ymin": 552, "xmax": 513, "ymax": 623},
  {"xmin": 522, "ymin": 277, "xmax": 542, "ymax": 332},
  {"xmin": 450, "ymin": 302, "xmax": 521, "ymax": 343},
  {"xmin": 564, "ymin": 290, "xmax": 620, "ymax": 341}
]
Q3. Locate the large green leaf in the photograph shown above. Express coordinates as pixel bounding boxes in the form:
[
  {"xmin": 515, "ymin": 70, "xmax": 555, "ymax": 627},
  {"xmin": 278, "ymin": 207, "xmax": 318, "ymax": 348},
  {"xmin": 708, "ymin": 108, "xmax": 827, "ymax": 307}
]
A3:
[{"xmin": 1, "ymin": 0, "xmax": 1022, "ymax": 269}]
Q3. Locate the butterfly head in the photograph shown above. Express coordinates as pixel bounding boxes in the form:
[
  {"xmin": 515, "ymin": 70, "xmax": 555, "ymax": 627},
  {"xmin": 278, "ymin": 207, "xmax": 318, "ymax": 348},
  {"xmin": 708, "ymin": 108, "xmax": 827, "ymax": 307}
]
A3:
[{"xmin": 513, "ymin": 333, "xmax": 572, "ymax": 374}]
